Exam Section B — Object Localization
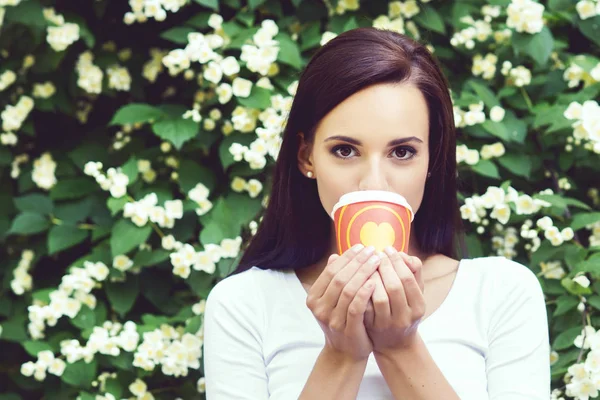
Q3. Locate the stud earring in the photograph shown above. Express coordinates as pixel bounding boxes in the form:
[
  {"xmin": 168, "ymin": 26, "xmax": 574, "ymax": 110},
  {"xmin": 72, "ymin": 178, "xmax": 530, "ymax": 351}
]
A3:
[
  {"xmin": 307, "ymin": 171, "xmax": 313, "ymax": 178},
  {"xmin": 427, "ymin": 172, "xmax": 431, "ymax": 178}
]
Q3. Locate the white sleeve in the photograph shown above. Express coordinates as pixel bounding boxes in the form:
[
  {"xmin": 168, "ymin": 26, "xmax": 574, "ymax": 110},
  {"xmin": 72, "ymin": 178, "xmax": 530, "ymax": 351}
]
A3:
[
  {"xmin": 485, "ymin": 258, "xmax": 551, "ymax": 399},
  {"xmin": 203, "ymin": 272, "xmax": 269, "ymax": 399}
]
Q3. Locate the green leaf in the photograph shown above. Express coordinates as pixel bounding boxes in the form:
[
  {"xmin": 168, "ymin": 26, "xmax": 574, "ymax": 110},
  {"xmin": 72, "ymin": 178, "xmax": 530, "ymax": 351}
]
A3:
[
  {"xmin": 579, "ymin": 16, "xmax": 600, "ymax": 46},
  {"xmin": 48, "ymin": 224, "xmax": 89, "ymax": 254},
  {"xmin": 497, "ymin": 153, "xmax": 532, "ymax": 178},
  {"xmin": 71, "ymin": 305, "xmax": 96, "ymax": 330},
  {"xmin": 14, "ymin": 194, "xmax": 53, "ymax": 214},
  {"xmin": 105, "ymin": 275, "xmax": 139, "ymax": 316},
  {"xmin": 535, "ymin": 194, "xmax": 592, "ymax": 211},
  {"xmin": 152, "ymin": 118, "xmax": 199, "ymax": 150},
  {"xmin": 466, "ymin": 80, "xmax": 499, "ymax": 109},
  {"xmin": 413, "ymin": 5, "xmax": 446, "ymax": 34},
  {"xmin": 470, "ymin": 160, "xmax": 500, "ymax": 179},
  {"xmin": 160, "ymin": 26, "xmax": 196, "ymax": 44},
  {"xmin": 5, "ymin": 0, "xmax": 46, "ymax": 28},
  {"xmin": 587, "ymin": 295, "xmax": 600, "ymax": 311},
  {"xmin": 549, "ymin": 0, "xmax": 576, "ymax": 11},
  {"xmin": 275, "ymin": 32, "xmax": 303, "ymax": 69},
  {"xmin": 185, "ymin": 12, "xmax": 211, "ymax": 29},
  {"xmin": 237, "ymin": 86, "xmax": 272, "ymax": 109},
  {"xmin": 133, "ymin": 249, "xmax": 170, "ymax": 267},
  {"xmin": 107, "ymin": 197, "xmax": 129, "ymax": 216},
  {"xmin": 200, "ymin": 221, "xmax": 238, "ymax": 245},
  {"xmin": 9, "ymin": 212, "xmax": 50, "ymax": 235},
  {"xmin": 553, "ymin": 326, "xmax": 582, "ymax": 351},
  {"xmin": 23, "ymin": 341, "xmax": 54, "ymax": 357},
  {"xmin": 50, "ymin": 178, "xmax": 98, "ymax": 201},
  {"xmin": 61, "ymin": 359, "xmax": 97, "ymax": 389},
  {"xmin": 194, "ymin": 0, "xmax": 219, "ymax": 11},
  {"xmin": 300, "ymin": 22, "xmax": 322, "ymax": 51},
  {"xmin": 178, "ymin": 159, "xmax": 217, "ymax": 193},
  {"xmin": 0, "ymin": 314, "xmax": 28, "ymax": 342},
  {"xmin": 553, "ymin": 295, "xmax": 578, "ymax": 317},
  {"xmin": 121, "ymin": 156, "xmax": 139, "ymax": 185},
  {"xmin": 110, "ymin": 219, "xmax": 153, "ymax": 257},
  {"xmin": 219, "ymin": 133, "xmax": 256, "ymax": 170},
  {"xmin": 248, "ymin": 0, "xmax": 267, "ymax": 9},
  {"xmin": 512, "ymin": 26, "xmax": 554, "ymax": 66},
  {"xmin": 110, "ymin": 104, "xmax": 166, "ymax": 126},
  {"xmin": 571, "ymin": 213, "xmax": 600, "ymax": 231}
]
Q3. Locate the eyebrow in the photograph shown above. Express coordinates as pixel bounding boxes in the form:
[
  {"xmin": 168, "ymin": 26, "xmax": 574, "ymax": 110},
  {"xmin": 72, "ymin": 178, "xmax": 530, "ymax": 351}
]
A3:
[{"xmin": 323, "ymin": 135, "xmax": 424, "ymax": 147}]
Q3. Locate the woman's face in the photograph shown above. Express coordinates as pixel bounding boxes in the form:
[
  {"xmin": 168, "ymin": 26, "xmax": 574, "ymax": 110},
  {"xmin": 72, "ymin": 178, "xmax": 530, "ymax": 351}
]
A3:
[{"xmin": 298, "ymin": 83, "xmax": 430, "ymax": 226}]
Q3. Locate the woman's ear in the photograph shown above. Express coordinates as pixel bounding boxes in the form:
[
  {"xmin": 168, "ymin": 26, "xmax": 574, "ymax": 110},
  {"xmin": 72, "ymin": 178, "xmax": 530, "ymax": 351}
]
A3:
[{"xmin": 297, "ymin": 132, "xmax": 314, "ymax": 175}]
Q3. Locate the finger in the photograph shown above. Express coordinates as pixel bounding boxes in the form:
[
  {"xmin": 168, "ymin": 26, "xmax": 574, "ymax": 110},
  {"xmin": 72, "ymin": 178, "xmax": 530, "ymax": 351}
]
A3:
[
  {"xmin": 385, "ymin": 247, "xmax": 423, "ymax": 310},
  {"xmin": 310, "ymin": 244, "xmax": 365, "ymax": 298},
  {"xmin": 327, "ymin": 254, "xmax": 339, "ymax": 265},
  {"xmin": 398, "ymin": 252, "xmax": 424, "ymax": 294},
  {"xmin": 329, "ymin": 250, "xmax": 381, "ymax": 325},
  {"xmin": 370, "ymin": 270, "xmax": 390, "ymax": 328},
  {"xmin": 346, "ymin": 279, "xmax": 376, "ymax": 333},
  {"xmin": 377, "ymin": 251, "xmax": 407, "ymax": 315}
]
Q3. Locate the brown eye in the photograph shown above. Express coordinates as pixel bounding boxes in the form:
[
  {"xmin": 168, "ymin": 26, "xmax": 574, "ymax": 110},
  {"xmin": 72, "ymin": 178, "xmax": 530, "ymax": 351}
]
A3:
[
  {"xmin": 392, "ymin": 146, "xmax": 416, "ymax": 160},
  {"xmin": 331, "ymin": 145, "xmax": 356, "ymax": 159}
]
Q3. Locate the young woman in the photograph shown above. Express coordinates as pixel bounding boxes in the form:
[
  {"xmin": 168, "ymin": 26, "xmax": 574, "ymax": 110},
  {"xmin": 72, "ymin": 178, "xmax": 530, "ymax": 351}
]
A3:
[{"xmin": 203, "ymin": 27, "xmax": 550, "ymax": 399}]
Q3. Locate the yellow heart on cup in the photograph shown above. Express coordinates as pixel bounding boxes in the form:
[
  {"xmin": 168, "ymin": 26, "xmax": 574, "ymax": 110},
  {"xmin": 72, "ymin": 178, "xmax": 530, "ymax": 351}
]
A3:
[{"xmin": 359, "ymin": 221, "xmax": 396, "ymax": 252}]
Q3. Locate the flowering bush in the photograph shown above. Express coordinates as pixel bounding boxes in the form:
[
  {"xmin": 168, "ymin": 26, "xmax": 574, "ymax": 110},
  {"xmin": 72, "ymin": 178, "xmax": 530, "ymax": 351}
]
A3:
[{"xmin": 0, "ymin": 0, "xmax": 599, "ymax": 398}]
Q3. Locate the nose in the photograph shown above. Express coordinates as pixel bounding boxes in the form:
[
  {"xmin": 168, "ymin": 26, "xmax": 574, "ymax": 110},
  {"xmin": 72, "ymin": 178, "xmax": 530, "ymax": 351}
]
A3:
[{"xmin": 357, "ymin": 159, "xmax": 390, "ymax": 192}]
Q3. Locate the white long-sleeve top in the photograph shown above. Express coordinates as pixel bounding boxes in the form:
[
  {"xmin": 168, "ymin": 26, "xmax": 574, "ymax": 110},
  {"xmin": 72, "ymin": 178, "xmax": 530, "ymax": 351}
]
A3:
[{"xmin": 203, "ymin": 256, "xmax": 551, "ymax": 399}]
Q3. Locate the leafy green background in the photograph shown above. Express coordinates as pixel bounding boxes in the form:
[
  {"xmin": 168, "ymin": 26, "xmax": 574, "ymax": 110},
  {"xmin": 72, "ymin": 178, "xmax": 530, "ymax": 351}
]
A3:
[{"xmin": 0, "ymin": 0, "xmax": 599, "ymax": 398}]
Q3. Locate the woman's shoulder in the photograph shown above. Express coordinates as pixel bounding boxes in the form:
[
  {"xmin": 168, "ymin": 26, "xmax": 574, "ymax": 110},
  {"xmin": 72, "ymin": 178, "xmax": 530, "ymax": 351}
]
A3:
[
  {"xmin": 461, "ymin": 255, "xmax": 543, "ymax": 298},
  {"xmin": 206, "ymin": 266, "xmax": 283, "ymax": 305}
]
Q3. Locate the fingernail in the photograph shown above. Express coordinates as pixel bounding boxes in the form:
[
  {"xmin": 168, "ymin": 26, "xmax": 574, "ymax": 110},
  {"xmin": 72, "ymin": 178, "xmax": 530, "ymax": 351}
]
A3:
[{"xmin": 384, "ymin": 246, "xmax": 396, "ymax": 256}]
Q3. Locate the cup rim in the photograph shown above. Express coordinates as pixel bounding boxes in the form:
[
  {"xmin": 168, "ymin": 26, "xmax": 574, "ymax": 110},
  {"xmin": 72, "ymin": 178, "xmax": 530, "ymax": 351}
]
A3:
[{"xmin": 330, "ymin": 190, "xmax": 414, "ymax": 222}]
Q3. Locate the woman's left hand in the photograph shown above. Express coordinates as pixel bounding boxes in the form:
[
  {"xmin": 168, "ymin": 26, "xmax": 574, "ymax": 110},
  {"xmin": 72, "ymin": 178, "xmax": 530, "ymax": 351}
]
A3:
[{"xmin": 363, "ymin": 247, "xmax": 426, "ymax": 354}]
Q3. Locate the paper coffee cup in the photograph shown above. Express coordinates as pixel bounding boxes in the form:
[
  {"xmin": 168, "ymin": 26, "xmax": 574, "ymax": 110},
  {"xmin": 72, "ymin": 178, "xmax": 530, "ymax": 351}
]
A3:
[{"xmin": 330, "ymin": 190, "xmax": 414, "ymax": 255}]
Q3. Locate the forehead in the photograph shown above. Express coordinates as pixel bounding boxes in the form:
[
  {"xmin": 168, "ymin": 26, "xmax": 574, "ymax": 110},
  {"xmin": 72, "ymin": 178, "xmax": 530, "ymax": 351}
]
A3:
[{"xmin": 316, "ymin": 83, "xmax": 430, "ymax": 143}]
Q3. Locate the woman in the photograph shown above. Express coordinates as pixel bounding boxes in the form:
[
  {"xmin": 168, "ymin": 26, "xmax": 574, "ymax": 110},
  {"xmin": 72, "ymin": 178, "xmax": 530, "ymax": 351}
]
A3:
[{"xmin": 203, "ymin": 27, "xmax": 550, "ymax": 399}]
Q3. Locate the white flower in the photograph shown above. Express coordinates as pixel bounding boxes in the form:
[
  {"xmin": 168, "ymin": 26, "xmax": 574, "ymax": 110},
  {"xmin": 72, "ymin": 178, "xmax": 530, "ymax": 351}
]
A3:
[
  {"xmin": 320, "ymin": 31, "xmax": 337, "ymax": 46},
  {"xmin": 48, "ymin": 358, "xmax": 66, "ymax": 376},
  {"xmin": 107, "ymin": 65, "xmax": 132, "ymax": 91},
  {"xmin": 536, "ymin": 216, "xmax": 553, "ymax": 230},
  {"xmin": 561, "ymin": 227, "xmax": 575, "ymax": 241},
  {"xmin": 515, "ymin": 194, "xmax": 537, "ymax": 215},
  {"xmin": 574, "ymin": 275, "xmax": 591, "ymax": 288},
  {"xmin": 490, "ymin": 106, "xmax": 505, "ymax": 122},
  {"xmin": 203, "ymin": 61, "xmax": 223, "ymax": 84},
  {"xmin": 246, "ymin": 179, "xmax": 263, "ymax": 198},
  {"xmin": 113, "ymin": 255, "xmax": 134, "ymax": 272},
  {"xmin": 216, "ymin": 83, "xmax": 233, "ymax": 104},
  {"xmin": 47, "ymin": 23, "xmax": 80, "ymax": 52},
  {"xmin": 231, "ymin": 177, "xmax": 247, "ymax": 192},
  {"xmin": 232, "ymin": 77, "xmax": 253, "ymax": 98},
  {"xmin": 506, "ymin": 0, "xmax": 545, "ymax": 34},
  {"xmin": 220, "ymin": 56, "xmax": 240, "ymax": 76},
  {"xmin": 576, "ymin": 0, "xmax": 597, "ymax": 20},
  {"xmin": 193, "ymin": 251, "xmax": 216, "ymax": 274},
  {"xmin": 220, "ymin": 237, "xmax": 242, "ymax": 258},
  {"xmin": 164, "ymin": 199, "xmax": 183, "ymax": 219},
  {"xmin": 208, "ymin": 13, "xmax": 223, "ymax": 29},
  {"xmin": 465, "ymin": 149, "xmax": 480, "ymax": 165},
  {"xmin": 189, "ymin": 183, "xmax": 210, "ymax": 202},
  {"xmin": 490, "ymin": 204, "xmax": 511, "ymax": 224},
  {"xmin": 129, "ymin": 378, "xmax": 148, "ymax": 397}
]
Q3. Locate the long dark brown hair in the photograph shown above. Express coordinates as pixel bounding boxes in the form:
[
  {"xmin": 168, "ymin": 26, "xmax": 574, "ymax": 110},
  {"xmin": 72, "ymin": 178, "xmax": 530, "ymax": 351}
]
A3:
[{"xmin": 231, "ymin": 27, "xmax": 466, "ymax": 276}]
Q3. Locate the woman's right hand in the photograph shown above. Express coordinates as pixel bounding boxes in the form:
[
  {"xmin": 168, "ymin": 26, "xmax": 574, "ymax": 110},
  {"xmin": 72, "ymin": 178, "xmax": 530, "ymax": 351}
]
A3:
[{"xmin": 306, "ymin": 244, "xmax": 382, "ymax": 362}]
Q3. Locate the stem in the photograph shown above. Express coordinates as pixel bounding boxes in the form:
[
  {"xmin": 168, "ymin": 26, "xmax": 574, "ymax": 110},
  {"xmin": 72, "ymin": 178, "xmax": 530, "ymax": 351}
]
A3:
[{"xmin": 520, "ymin": 87, "xmax": 533, "ymax": 111}]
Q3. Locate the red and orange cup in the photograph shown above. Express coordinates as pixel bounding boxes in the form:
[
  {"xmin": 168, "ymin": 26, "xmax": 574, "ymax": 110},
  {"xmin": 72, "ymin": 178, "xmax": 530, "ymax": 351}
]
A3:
[{"xmin": 330, "ymin": 190, "xmax": 414, "ymax": 255}]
